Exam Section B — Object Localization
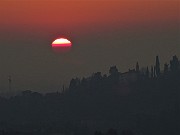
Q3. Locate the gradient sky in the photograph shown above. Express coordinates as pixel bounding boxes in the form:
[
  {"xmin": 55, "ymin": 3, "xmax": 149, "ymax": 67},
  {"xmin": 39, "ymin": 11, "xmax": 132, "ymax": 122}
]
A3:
[{"xmin": 0, "ymin": 0, "xmax": 179, "ymax": 93}]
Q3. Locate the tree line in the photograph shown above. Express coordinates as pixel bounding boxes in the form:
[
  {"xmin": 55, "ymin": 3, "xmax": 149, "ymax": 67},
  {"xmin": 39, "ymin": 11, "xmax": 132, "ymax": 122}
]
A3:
[{"xmin": 0, "ymin": 55, "xmax": 179, "ymax": 135}]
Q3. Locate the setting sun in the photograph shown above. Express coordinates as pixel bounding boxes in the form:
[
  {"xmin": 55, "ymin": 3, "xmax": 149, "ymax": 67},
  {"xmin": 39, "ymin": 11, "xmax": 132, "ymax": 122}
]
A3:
[
  {"xmin": 52, "ymin": 38, "xmax": 72, "ymax": 53},
  {"xmin": 52, "ymin": 38, "xmax": 72, "ymax": 47}
]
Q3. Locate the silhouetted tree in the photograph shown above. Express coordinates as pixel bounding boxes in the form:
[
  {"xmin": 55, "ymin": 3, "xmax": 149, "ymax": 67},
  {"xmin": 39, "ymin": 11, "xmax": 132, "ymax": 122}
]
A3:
[
  {"xmin": 69, "ymin": 78, "xmax": 76, "ymax": 90},
  {"xmin": 81, "ymin": 77, "xmax": 88, "ymax": 88},
  {"xmin": 155, "ymin": 56, "xmax": 160, "ymax": 77},
  {"xmin": 109, "ymin": 66, "xmax": 118, "ymax": 75},
  {"xmin": 164, "ymin": 63, "xmax": 169, "ymax": 74},
  {"xmin": 151, "ymin": 66, "xmax": 154, "ymax": 78},
  {"xmin": 109, "ymin": 66, "xmax": 119, "ymax": 84},
  {"xmin": 93, "ymin": 72, "xmax": 102, "ymax": 80},
  {"xmin": 90, "ymin": 72, "xmax": 102, "ymax": 89},
  {"xmin": 103, "ymin": 74, "xmax": 107, "ymax": 79},
  {"xmin": 146, "ymin": 66, "xmax": 149, "ymax": 78},
  {"xmin": 69, "ymin": 78, "xmax": 80, "ymax": 90},
  {"xmin": 170, "ymin": 55, "xmax": 179, "ymax": 72},
  {"xmin": 136, "ymin": 62, "xmax": 139, "ymax": 72},
  {"xmin": 153, "ymin": 66, "xmax": 156, "ymax": 78}
]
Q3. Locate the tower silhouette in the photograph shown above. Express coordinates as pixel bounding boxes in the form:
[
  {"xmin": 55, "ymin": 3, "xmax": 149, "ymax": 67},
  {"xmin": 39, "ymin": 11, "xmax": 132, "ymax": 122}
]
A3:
[{"xmin": 155, "ymin": 56, "xmax": 160, "ymax": 77}]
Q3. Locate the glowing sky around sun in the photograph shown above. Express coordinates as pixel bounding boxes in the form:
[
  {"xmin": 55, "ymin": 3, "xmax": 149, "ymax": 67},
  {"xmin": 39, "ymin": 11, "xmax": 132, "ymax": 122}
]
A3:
[{"xmin": 0, "ymin": 0, "xmax": 179, "ymax": 32}]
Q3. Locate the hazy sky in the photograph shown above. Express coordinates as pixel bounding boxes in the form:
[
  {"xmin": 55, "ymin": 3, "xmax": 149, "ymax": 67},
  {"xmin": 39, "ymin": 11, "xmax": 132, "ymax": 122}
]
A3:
[{"xmin": 0, "ymin": 0, "xmax": 179, "ymax": 93}]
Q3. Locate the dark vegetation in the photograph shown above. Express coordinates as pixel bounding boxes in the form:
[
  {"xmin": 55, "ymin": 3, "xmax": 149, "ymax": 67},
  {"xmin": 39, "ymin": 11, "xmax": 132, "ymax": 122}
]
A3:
[{"xmin": 0, "ymin": 55, "xmax": 179, "ymax": 135}]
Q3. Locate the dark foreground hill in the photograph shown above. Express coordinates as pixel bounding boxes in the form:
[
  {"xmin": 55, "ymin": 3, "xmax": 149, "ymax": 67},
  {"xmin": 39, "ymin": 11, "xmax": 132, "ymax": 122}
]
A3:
[{"xmin": 0, "ymin": 56, "xmax": 179, "ymax": 135}]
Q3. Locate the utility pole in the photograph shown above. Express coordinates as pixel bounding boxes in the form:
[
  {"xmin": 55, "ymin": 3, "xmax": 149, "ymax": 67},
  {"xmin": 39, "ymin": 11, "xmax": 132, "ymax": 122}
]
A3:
[{"xmin": 8, "ymin": 76, "xmax": 12, "ymax": 92}]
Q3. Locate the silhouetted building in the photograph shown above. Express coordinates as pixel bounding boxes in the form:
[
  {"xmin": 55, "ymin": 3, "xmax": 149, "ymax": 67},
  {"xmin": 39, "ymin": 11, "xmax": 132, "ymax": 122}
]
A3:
[{"xmin": 119, "ymin": 69, "xmax": 139, "ymax": 84}]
